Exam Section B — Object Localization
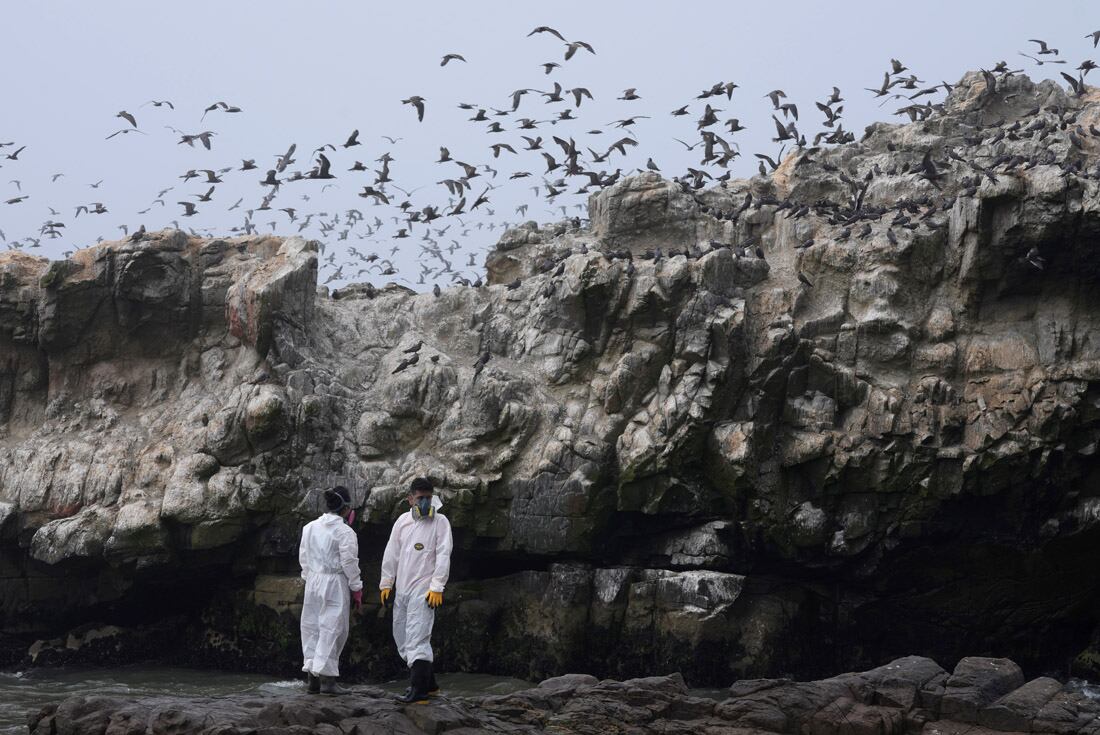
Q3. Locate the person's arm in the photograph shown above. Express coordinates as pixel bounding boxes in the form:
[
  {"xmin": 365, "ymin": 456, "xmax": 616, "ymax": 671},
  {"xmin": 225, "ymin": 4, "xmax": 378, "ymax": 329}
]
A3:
[
  {"xmin": 429, "ymin": 515, "xmax": 453, "ymax": 593},
  {"xmin": 379, "ymin": 518, "xmax": 402, "ymax": 590},
  {"xmin": 338, "ymin": 526, "xmax": 363, "ymax": 592},
  {"xmin": 298, "ymin": 523, "xmax": 310, "ymax": 581}
]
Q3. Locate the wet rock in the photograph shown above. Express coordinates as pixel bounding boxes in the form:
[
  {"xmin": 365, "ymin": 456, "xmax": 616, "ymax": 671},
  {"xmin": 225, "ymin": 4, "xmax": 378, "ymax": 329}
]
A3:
[{"xmin": 36, "ymin": 657, "xmax": 1100, "ymax": 735}]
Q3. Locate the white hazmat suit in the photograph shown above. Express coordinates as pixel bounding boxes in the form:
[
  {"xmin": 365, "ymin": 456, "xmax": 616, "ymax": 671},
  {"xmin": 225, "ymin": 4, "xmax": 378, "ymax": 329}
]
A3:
[
  {"xmin": 299, "ymin": 512, "xmax": 363, "ymax": 677},
  {"xmin": 380, "ymin": 495, "xmax": 452, "ymax": 666}
]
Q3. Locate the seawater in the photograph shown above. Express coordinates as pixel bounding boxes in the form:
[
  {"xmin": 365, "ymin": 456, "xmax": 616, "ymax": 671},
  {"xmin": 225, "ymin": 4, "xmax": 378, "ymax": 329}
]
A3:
[{"xmin": 0, "ymin": 666, "xmax": 532, "ymax": 734}]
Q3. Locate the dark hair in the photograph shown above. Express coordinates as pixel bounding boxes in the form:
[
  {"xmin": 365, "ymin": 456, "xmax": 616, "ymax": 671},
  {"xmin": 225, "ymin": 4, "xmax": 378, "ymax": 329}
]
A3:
[
  {"xmin": 325, "ymin": 485, "xmax": 351, "ymax": 512},
  {"xmin": 408, "ymin": 477, "xmax": 434, "ymax": 495}
]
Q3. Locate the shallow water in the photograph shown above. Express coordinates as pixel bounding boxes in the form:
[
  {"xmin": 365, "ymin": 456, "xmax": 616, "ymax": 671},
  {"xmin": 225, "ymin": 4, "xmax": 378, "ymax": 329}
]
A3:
[{"xmin": 0, "ymin": 666, "xmax": 533, "ymax": 734}]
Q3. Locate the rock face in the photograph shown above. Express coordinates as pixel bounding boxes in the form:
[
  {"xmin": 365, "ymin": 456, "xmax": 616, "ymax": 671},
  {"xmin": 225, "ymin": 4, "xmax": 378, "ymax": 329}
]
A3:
[
  {"xmin": 3, "ymin": 70, "xmax": 1100, "ymax": 684},
  {"xmin": 28, "ymin": 656, "xmax": 1100, "ymax": 735}
]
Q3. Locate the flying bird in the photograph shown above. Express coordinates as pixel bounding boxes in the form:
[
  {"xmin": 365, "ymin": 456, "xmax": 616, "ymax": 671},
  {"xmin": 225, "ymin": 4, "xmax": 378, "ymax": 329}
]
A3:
[
  {"xmin": 106, "ymin": 128, "xmax": 147, "ymax": 140},
  {"xmin": 402, "ymin": 95, "xmax": 426, "ymax": 122},
  {"xmin": 528, "ymin": 26, "xmax": 566, "ymax": 41},
  {"xmin": 441, "ymin": 53, "xmax": 467, "ymax": 66},
  {"xmin": 563, "ymin": 40, "xmax": 595, "ymax": 60}
]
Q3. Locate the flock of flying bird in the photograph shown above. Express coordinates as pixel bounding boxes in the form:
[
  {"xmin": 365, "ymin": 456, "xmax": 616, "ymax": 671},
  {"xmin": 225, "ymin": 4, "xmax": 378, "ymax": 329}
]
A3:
[{"xmin": 3, "ymin": 25, "xmax": 1100, "ymax": 291}]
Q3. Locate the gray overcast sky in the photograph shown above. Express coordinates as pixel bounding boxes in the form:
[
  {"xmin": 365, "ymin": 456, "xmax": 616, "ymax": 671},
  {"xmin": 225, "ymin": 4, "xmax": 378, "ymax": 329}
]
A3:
[{"xmin": 1, "ymin": 1, "xmax": 1097, "ymax": 290}]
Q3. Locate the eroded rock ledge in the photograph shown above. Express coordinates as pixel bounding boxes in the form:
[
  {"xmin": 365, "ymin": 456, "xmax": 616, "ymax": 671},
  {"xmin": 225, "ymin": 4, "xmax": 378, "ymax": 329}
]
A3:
[
  {"xmin": 2, "ymin": 70, "xmax": 1100, "ymax": 684},
  {"xmin": 28, "ymin": 656, "xmax": 1100, "ymax": 735}
]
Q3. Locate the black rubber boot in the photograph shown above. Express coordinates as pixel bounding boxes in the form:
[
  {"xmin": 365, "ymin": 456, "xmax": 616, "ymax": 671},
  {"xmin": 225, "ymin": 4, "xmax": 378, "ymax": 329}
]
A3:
[
  {"xmin": 307, "ymin": 672, "xmax": 320, "ymax": 694},
  {"xmin": 395, "ymin": 660, "xmax": 431, "ymax": 704},
  {"xmin": 427, "ymin": 662, "xmax": 440, "ymax": 696},
  {"xmin": 319, "ymin": 676, "xmax": 346, "ymax": 696}
]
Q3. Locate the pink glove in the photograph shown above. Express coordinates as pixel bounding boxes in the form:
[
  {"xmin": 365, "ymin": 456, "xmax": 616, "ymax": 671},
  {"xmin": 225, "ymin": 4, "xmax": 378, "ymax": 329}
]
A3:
[{"xmin": 352, "ymin": 589, "xmax": 363, "ymax": 611}]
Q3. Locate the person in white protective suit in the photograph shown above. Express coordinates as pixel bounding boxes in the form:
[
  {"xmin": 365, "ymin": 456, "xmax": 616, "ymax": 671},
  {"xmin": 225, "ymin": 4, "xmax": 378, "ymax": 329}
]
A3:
[
  {"xmin": 299, "ymin": 485, "xmax": 363, "ymax": 695},
  {"xmin": 379, "ymin": 476, "xmax": 452, "ymax": 704}
]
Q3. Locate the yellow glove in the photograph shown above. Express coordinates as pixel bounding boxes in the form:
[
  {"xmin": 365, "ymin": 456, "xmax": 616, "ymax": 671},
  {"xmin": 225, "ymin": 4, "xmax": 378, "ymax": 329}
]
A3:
[
  {"xmin": 426, "ymin": 590, "xmax": 443, "ymax": 608},
  {"xmin": 380, "ymin": 588, "xmax": 393, "ymax": 605}
]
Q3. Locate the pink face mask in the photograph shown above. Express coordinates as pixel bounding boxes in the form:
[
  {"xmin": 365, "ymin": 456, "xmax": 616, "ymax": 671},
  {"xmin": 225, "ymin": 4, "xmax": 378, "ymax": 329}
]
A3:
[{"xmin": 346, "ymin": 509, "xmax": 356, "ymax": 526}]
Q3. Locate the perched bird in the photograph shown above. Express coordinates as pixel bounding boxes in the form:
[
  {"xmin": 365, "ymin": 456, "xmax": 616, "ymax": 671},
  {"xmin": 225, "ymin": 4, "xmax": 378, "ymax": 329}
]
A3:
[
  {"xmin": 472, "ymin": 350, "xmax": 492, "ymax": 379},
  {"xmin": 392, "ymin": 353, "xmax": 420, "ymax": 374},
  {"xmin": 1025, "ymin": 247, "xmax": 1045, "ymax": 270}
]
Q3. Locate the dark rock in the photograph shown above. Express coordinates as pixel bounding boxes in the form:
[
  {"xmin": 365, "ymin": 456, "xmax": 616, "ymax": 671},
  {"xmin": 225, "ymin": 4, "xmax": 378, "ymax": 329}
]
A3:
[
  {"xmin": 978, "ymin": 675, "xmax": 1064, "ymax": 731},
  {"xmin": 940, "ymin": 656, "xmax": 1025, "ymax": 722},
  {"xmin": 36, "ymin": 657, "xmax": 1099, "ymax": 735}
]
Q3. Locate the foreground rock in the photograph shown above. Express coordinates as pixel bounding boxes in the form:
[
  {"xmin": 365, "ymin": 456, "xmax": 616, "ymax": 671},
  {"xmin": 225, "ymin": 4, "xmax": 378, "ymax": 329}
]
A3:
[
  {"xmin": 3, "ymin": 69, "xmax": 1100, "ymax": 683},
  {"xmin": 29, "ymin": 656, "xmax": 1100, "ymax": 735}
]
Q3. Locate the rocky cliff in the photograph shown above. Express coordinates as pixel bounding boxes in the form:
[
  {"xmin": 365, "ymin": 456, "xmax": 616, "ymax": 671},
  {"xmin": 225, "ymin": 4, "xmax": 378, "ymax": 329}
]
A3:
[{"xmin": 1, "ymin": 70, "xmax": 1099, "ymax": 685}]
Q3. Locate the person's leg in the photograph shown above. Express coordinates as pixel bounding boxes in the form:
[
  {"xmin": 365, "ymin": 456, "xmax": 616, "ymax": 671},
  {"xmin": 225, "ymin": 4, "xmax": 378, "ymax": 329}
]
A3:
[
  {"xmin": 313, "ymin": 577, "xmax": 350, "ymax": 680},
  {"xmin": 300, "ymin": 580, "xmax": 321, "ymax": 681},
  {"xmin": 392, "ymin": 592, "xmax": 415, "ymax": 697},
  {"xmin": 403, "ymin": 590, "xmax": 435, "ymax": 665},
  {"xmin": 392, "ymin": 592, "xmax": 410, "ymax": 665},
  {"xmin": 395, "ymin": 592, "xmax": 435, "ymax": 704}
]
